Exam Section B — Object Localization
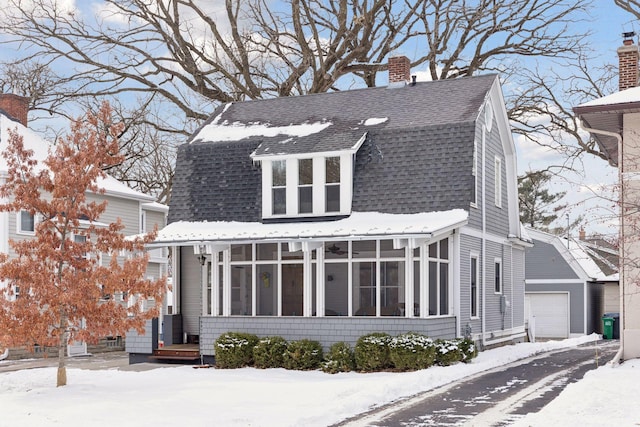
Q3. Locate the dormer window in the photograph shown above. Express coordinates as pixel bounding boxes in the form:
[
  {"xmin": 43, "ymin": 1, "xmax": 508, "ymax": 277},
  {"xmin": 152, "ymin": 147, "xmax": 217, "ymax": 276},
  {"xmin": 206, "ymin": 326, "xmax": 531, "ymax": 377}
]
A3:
[
  {"xmin": 259, "ymin": 153, "xmax": 353, "ymax": 219},
  {"xmin": 298, "ymin": 159, "xmax": 313, "ymax": 214},
  {"xmin": 325, "ymin": 157, "xmax": 340, "ymax": 212},
  {"xmin": 272, "ymin": 160, "xmax": 287, "ymax": 215}
]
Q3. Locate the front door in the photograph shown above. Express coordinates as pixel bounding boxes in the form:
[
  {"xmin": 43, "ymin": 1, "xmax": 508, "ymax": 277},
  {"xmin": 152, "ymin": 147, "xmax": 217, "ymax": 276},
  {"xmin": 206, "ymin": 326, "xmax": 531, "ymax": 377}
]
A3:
[{"xmin": 282, "ymin": 264, "xmax": 303, "ymax": 316}]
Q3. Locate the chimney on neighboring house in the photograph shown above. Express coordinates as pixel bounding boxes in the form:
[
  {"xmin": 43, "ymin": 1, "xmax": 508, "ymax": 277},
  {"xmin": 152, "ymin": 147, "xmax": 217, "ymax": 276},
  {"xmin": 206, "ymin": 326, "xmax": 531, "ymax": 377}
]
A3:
[
  {"xmin": 618, "ymin": 32, "xmax": 639, "ymax": 91},
  {"xmin": 579, "ymin": 227, "xmax": 586, "ymax": 241},
  {"xmin": 388, "ymin": 55, "xmax": 411, "ymax": 86},
  {"xmin": 0, "ymin": 94, "xmax": 29, "ymax": 127}
]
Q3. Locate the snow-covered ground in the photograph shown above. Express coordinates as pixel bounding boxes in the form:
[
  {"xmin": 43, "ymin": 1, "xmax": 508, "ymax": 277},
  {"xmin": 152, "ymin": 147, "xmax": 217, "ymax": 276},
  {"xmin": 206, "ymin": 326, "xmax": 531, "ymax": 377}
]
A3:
[{"xmin": 0, "ymin": 335, "xmax": 635, "ymax": 427}]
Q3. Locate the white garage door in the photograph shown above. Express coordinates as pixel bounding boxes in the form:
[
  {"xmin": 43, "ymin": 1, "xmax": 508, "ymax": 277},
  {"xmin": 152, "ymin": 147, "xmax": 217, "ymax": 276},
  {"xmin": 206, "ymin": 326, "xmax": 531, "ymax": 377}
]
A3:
[{"xmin": 525, "ymin": 292, "xmax": 569, "ymax": 339}]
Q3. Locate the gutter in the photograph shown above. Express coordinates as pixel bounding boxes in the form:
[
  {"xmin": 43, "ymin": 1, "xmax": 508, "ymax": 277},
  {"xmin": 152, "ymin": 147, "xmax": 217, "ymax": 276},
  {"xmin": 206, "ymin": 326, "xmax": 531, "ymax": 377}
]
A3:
[{"xmin": 580, "ymin": 121, "xmax": 624, "ymax": 365}]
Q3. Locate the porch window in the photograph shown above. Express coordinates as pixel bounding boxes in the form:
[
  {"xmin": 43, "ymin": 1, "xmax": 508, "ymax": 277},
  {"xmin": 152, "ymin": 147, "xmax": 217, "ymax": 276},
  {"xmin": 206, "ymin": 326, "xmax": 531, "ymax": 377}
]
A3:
[
  {"xmin": 325, "ymin": 262, "xmax": 348, "ymax": 316},
  {"xmin": 325, "ymin": 157, "xmax": 340, "ymax": 212},
  {"xmin": 231, "ymin": 265, "xmax": 252, "ymax": 315},
  {"xmin": 354, "ymin": 261, "xmax": 376, "ymax": 316},
  {"xmin": 428, "ymin": 238, "xmax": 450, "ymax": 316},
  {"xmin": 272, "ymin": 160, "xmax": 286, "ymax": 215},
  {"xmin": 298, "ymin": 159, "xmax": 313, "ymax": 214},
  {"xmin": 257, "ymin": 264, "xmax": 277, "ymax": 315}
]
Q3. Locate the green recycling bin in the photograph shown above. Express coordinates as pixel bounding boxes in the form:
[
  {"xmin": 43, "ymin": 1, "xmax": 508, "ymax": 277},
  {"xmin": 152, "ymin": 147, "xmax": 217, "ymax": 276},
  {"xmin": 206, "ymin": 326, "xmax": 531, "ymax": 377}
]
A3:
[{"xmin": 603, "ymin": 316, "xmax": 614, "ymax": 340}]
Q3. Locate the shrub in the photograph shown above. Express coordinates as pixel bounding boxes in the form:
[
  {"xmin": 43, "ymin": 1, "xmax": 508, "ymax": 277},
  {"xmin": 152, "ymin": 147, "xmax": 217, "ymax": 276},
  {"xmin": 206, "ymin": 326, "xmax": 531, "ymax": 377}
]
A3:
[
  {"xmin": 214, "ymin": 332, "xmax": 259, "ymax": 369},
  {"xmin": 355, "ymin": 332, "xmax": 392, "ymax": 372},
  {"xmin": 435, "ymin": 339, "xmax": 463, "ymax": 366},
  {"xmin": 253, "ymin": 336, "xmax": 288, "ymax": 369},
  {"xmin": 388, "ymin": 332, "xmax": 436, "ymax": 371},
  {"xmin": 283, "ymin": 339, "xmax": 324, "ymax": 370},
  {"xmin": 322, "ymin": 342, "xmax": 355, "ymax": 374},
  {"xmin": 459, "ymin": 338, "xmax": 478, "ymax": 363}
]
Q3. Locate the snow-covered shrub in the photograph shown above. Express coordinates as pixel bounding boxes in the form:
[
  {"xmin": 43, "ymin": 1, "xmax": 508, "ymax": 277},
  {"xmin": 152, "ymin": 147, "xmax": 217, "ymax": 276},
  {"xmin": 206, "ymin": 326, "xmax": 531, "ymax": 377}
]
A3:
[
  {"xmin": 388, "ymin": 332, "xmax": 436, "ymax": 371},
  {"xmin": 253, "ymin": 336, "xmax": 288, "ymax": 369},
  {"xmin": 214, "ymin": 332, "xmax": 259, "ymax": 369},
  {"xmin": 321, "ymin": 342, "xmax": 355, "ymax": 374},
  {"xmin": 459, "ymin": 338, "xmax": 478, "ymax": 363},
  {"xmin": 283, "ymin": 339, "xmax": 324, "ymax": 370},
  {"xmin": 355, "ymin": 332, "xmax": 392, "ymax": 372},
  {"xmin": 434, "ymin": 339, "xmax": 463, "ymax": 366}
]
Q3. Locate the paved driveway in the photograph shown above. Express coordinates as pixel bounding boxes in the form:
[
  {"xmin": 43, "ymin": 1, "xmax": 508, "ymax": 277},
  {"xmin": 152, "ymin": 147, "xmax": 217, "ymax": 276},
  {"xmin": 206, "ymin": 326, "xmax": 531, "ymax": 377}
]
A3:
[{"xmin": 338, "ymin": 340, "xmax": 618, "ymax": 426}]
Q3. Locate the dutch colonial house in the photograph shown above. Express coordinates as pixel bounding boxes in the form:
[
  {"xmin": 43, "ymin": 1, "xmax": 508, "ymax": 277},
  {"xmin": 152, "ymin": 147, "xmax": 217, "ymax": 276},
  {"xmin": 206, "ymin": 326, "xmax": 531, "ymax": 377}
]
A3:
[
  {"xmin": 0, "ymin": 94, "xmax": 168, "ymax": 359},
  {"xmin": 130, "ymin": 56, "xmax": 530, "ymax": 363}
]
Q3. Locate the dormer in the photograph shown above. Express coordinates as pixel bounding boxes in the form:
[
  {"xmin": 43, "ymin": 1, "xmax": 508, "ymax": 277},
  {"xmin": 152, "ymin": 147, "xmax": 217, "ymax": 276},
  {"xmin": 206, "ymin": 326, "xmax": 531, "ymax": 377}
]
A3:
[{"xmin": 251, "ymin": 129, "xmax": 367, "ymax": 220}]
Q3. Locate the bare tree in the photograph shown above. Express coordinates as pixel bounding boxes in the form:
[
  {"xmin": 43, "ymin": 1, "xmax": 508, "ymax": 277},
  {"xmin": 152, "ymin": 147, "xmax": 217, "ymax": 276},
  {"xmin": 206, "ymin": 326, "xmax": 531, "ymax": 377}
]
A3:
[
  {"xmin": 0, "ymin": 0, "xmax": 593, "ymax": 200},
  {"xmin": 615, "ymin": 0, "xmax": 640, "ymax": 18}
]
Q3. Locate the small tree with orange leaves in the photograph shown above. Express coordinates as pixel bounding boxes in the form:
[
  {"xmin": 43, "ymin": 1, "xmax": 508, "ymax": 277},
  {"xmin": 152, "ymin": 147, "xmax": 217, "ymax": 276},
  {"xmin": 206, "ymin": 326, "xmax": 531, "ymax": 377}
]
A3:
[{"xmin": 0, "ymin": 102, "xmax": 165, "ymax": 386}]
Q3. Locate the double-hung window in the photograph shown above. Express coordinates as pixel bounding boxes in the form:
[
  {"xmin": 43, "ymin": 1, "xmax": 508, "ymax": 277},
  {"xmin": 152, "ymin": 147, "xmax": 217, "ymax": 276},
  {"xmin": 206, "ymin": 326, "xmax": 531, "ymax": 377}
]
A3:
[
  {"xmin": 272, "ymin": 160, "xmax": 287, "ymax": 215},
  {"xmin": 298, "ymin": 159, "xmax": 313, "ymax": 214},
  {"xmin": 325, "ymin": 157, "xmax": 340, "ymax": 212},
  {"xmin": 494, "ymin": 259, "xmax": 502, "ymax": 294},
  {"xmin": 470, "ymin": 254, "xmax": 479, "ymax": 318},
  {"xmin": 17, "ymin": 210, "xmax": 35, "ymax": 234}
]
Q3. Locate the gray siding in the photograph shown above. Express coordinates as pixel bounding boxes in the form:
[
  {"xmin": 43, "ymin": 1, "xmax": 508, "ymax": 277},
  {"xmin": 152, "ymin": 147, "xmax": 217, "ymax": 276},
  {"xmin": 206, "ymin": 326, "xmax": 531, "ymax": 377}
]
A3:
[
  {"xmin": 200, "ymin": 316, "xmax": 456, "ymax": 355},
  {"xmin": 180, "ymin": 246, "xmax": 202, "ymax": 336},
  {"xmin": 526, "ymin": 282, "xmax": 585, "ymax": 334},
  {"xmin": 512, "ymin": 247, "xmax": 526, "ymax": 329},
  {"xmin": 459, "ymin": 234, "xmax": 482, "ymax": 336},
  {"xmin": 125, "ymin": 319, "xmax": 158, "ymax": 354},
  {"xmin": 467, "ymin": 105, "xmax": 509, "ymax": 236},
  {"xmin": 484, "ymin": 240, "xmax": 510, "ymax": 332},
  {"xmin": 525, "ymin": 240, "xmax": 580, "ymax": 280},
  {"xmin": 87, "ymin": 193, "xmax": 140, "ymax": 236}
]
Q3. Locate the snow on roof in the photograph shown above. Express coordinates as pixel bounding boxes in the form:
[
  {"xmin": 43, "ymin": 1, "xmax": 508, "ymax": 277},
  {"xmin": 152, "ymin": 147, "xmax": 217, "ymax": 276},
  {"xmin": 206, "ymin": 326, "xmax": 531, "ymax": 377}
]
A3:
[
  {"xmin": 191, "ymin": 119, "xmax": 333, "ymax": 144},
  {"xmin": 155, "ymin": 210, "xmax": 468, "ymax": 244},
  {"xmin": 525, "ymin": 227, "xmax": 610, "ymax": 281},
  {"xmin": 578, "ymin": 86, "xmax": 640, "ymax": 108},
  {"xmin": 363, "ymin": 117, "xmax": 388, "ymax": 126},
  {"xmin": 0, "ymin": 113, "xmax": 156, "ymax": 202}
]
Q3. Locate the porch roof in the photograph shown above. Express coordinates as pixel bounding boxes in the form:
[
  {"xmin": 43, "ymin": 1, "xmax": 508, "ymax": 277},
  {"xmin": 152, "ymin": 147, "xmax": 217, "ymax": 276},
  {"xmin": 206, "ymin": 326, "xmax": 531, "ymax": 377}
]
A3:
[{"xmin": 153, "ymin": 209, "xmax": 468, "ymax": 246}]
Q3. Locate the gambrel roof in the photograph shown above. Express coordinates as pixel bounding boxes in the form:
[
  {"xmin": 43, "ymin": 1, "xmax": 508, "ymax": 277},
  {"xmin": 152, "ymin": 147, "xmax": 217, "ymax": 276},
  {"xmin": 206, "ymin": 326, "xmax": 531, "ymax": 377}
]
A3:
[{"xmin": 169, "ymin": 74, "xmax": 499, "ymax": 224}]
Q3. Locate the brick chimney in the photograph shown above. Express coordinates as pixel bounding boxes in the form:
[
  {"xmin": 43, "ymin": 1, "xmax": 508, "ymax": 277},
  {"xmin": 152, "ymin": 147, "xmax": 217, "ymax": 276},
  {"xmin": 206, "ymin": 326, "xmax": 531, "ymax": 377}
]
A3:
[
  {"xmin": 388, "ymin": 55, "xmax": 411, "ymax": 86},
  {"xmin": 618, "ymin": 33, "xmax": 639, "ymax": 91},
  {"xmin": 0, "ymin": 94, "xmax": 29, "ymax": 127},
  {"xmin": 579, "ymin": 227, "xmax": 586, "ymax": 241}
]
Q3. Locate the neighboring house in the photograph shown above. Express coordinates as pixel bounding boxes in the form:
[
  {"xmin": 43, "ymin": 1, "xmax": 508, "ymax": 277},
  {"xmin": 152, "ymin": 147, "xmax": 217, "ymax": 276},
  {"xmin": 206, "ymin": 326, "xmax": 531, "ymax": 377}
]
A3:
[
  {"xmin": 524, "ymin": 227, "xmax": 619, "ymax": 340},
  {"xmin": 0, "ymin": 94, "xmax": 168, "ymax": 359},
  {"xmin": 131, "ymin": 56, "xmax": 531, "ymax": 364},
  {"xmin": 573, "ymin": 35, "xmax": 640, "ymax": 360}
]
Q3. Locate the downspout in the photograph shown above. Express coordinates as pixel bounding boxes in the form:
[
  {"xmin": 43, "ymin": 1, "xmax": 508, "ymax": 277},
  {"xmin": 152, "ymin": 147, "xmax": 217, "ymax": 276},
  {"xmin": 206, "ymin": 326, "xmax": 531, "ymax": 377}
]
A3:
[
  {"xmin": 0, "ymin": 347, "xmax": 8, "ymax": 361},
  {"xmin": 482, "ymin": 124, "xmax": 487, "ymax": 349},
  {"xmin": 580, "ymin": 121, "xmax": 624, "ymax": 364}
]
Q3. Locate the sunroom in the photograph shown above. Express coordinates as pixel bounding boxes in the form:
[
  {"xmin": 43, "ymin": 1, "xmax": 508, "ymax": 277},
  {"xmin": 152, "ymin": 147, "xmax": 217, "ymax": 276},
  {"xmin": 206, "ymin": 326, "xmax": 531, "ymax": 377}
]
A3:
[{"xmin": 142, "ymin": 209, "xmax": 469, "ymax": 360}]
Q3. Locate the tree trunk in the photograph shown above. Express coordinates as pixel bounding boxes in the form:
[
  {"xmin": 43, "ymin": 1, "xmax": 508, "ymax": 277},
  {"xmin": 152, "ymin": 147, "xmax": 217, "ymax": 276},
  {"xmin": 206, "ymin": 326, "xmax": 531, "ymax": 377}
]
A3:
[{"xmin": 57, "ymin": 314, "xmax": 68, "ymax": 387}]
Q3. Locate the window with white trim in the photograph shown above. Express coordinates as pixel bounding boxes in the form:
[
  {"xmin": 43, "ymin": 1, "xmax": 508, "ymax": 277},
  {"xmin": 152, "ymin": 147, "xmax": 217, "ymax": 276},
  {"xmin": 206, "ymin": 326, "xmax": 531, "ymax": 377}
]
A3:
[
  {"xmin": 470, "ymin": 254, "xmax": 479, "ymax": 318},
  {"xmin": 325, "ymin": 156, "xmax": 340, "ymax": 212},
  {"xmin": 17, "ymin": 210, "xmax": 35, "ymax": 234},
  {"xmin": 471, "ymin": 137, "xmax": 477, "ymax": 206},
  {"xmin": 298, "ymin": 158, "xmax": 313, "ymax": 214},
  {"xmin": 272, "ymin": 160, "xmax": 287, "ymax": 215},
  {"xmin": 428, "ymin": 238, "xmax": 449, "ymax": 316},
  {"xmin": 494, "ymin": 156, "xmax": 502, "ymax": 207},
  {"xmin": 494, "ymin": 258, "xmax": 502, "ymax": 294},
  {"xmin": 140, "ymin": 210, "xmax": 147, "ymax": 233}
]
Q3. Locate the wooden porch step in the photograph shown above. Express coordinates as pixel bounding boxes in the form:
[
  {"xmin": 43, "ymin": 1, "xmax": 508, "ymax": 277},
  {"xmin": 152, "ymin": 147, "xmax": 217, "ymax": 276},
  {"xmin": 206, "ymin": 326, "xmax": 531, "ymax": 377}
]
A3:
[{"xmin": 152, "ymin": 347, "xmax": 200, "ymax": 361}]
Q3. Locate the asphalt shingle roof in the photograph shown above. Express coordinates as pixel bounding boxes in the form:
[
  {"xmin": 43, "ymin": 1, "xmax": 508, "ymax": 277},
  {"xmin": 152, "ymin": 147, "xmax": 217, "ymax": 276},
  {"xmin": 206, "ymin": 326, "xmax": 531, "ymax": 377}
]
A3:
[{"xmin": 169, "ymin": 74, "xmax": 497, "ymax": 224}]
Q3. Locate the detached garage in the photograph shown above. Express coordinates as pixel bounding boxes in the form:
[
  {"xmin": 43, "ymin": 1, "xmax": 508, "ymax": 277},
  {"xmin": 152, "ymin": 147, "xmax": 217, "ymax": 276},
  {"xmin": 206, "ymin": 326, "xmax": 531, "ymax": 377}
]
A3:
[
  {"xmin": 525, "ymin": 292, "xmax": 569, "ymax": 339},
  {"xmin": 524, "ymin": 228, "xmax": 616, "ymax": 340}
]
